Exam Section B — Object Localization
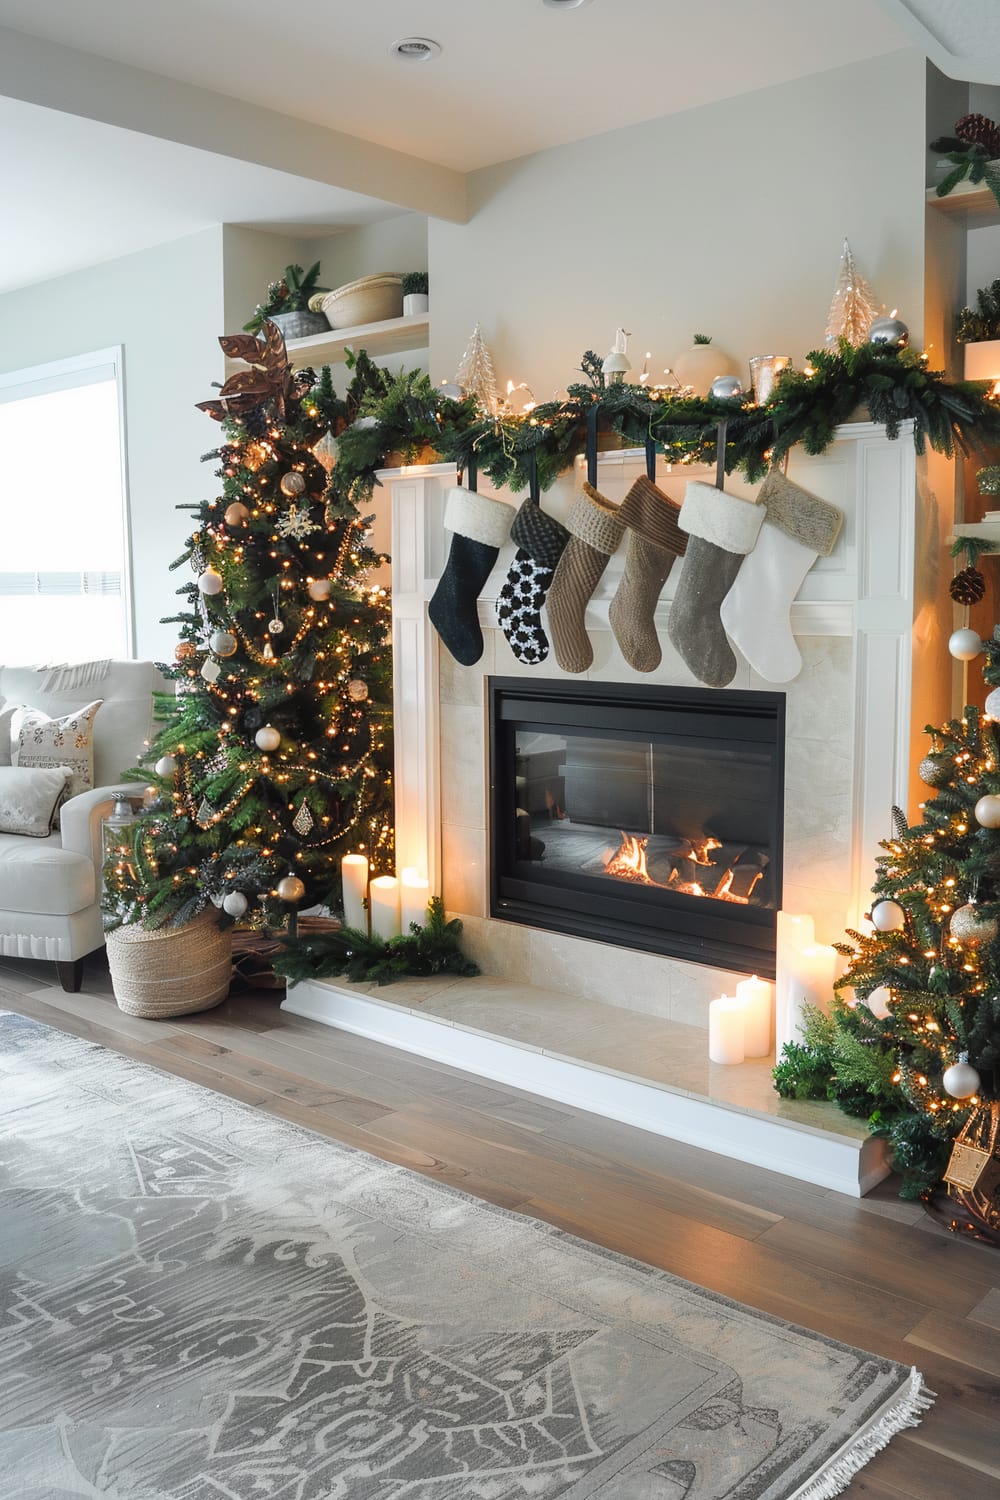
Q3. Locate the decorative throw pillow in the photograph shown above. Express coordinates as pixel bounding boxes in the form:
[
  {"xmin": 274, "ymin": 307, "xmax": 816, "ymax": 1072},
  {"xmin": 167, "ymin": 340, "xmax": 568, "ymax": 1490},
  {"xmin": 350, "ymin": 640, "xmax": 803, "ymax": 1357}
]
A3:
[
  {"xmin": 12, "ymin": 700, "xmax": 102, "ymax": 799},
  {"xmin": 0, "ymin": 703, "xmax": 17, "ymax": 767},
  {"xmin": 0, "ymin": 765, "xmax": 72, "ymax": 837}
]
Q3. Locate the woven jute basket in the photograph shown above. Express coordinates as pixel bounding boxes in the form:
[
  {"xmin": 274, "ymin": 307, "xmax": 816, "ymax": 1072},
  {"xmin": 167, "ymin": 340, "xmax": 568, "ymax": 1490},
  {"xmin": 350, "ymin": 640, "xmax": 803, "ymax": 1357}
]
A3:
[
  {"xmin": 106, "ymin": 910, "xmax": 233, "ymax": 1019},
  {"xmin": 321, "ymin": 274, "xmax": 403, "ymax": 329}
]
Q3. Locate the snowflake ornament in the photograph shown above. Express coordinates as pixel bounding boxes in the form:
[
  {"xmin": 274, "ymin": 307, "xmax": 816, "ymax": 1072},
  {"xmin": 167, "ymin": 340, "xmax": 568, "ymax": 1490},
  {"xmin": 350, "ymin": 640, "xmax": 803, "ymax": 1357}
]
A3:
[{"xmin": 275, "ymin": 504, "xmax": 320, "ymax": 540}]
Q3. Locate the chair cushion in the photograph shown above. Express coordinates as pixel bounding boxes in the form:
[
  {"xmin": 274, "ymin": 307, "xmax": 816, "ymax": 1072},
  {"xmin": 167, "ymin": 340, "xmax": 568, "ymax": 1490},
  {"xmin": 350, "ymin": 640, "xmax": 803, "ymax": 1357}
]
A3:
[
  {"xmin": 12, "ymin": 700, "xmax": 102, "ymax": 798},
  {"xmin": 0, "ymin": 830, "xmax": 95, "ymax": 915},
  {"xmin": 0, "ymin": 766, "xmax": 71, "ymax": 837}
]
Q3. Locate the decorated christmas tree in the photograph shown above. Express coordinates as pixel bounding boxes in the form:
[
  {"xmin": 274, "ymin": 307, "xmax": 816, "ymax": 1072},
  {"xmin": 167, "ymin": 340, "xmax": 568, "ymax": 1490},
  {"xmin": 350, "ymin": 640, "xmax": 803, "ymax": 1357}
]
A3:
[
  {"xmin": 104, "ymin": 322, "xmax": 394, "ymax": 935},
  {"xmin": 775, "ymin": 627, "xmax": 1000, "ymax": 1223}
]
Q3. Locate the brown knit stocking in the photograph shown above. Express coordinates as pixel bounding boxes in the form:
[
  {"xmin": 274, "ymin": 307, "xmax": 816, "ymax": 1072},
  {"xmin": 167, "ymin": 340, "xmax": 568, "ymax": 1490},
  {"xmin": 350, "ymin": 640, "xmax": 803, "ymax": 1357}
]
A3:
[
  {"xmin": 547, "ymin": 483, "xmax": 626, "ymax": 673},
  {"xmin": 608, "ymin": 475, "xmax": 687, "ymax": 672}
]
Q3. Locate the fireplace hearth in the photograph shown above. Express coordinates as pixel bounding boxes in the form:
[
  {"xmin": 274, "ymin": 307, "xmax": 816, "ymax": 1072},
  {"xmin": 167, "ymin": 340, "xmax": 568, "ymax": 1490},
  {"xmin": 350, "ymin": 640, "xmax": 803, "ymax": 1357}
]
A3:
[{"xmin": 489, "ymin": 678, "xmax": 785, "ymax": 977}]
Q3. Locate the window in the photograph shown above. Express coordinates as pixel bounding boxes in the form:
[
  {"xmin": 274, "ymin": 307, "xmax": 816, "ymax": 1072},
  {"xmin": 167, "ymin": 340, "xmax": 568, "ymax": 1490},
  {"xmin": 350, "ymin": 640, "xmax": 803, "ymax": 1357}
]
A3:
[{"xmin": 0, "ymin": 349, "xmax": 131, "ymax": 665}]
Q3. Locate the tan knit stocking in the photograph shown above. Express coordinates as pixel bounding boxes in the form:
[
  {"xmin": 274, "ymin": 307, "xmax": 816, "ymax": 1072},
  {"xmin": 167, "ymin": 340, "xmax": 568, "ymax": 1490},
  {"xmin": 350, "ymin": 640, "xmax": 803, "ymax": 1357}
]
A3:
[
  {"xmin": 547, "ymin": 483, "xmax": 626, "ymax": 673},
  {"xmin": 608, "ymin": 475, "xmax": 687, "ymax": 672}
]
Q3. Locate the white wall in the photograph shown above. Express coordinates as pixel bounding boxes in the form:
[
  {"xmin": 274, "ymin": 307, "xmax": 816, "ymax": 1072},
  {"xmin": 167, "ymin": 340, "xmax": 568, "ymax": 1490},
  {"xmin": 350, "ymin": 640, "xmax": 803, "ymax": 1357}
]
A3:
[
  {"xmin": 0, "ymin": 227, "xmax": 226, "ymax": 662},
  {"xmin": 312, "ymin": 214, "xmax": 428, "ymax": 288},
  {"xmin": 429, "ymin": 50, "xmax": 928, "ymax": 396}
]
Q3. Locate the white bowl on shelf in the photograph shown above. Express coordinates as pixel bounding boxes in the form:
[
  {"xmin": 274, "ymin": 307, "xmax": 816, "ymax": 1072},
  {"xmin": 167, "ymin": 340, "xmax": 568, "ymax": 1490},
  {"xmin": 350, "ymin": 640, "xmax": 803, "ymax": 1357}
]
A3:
[{"xmin": 321, "ymin": 274, "xmax": 403, "ymax": 329}]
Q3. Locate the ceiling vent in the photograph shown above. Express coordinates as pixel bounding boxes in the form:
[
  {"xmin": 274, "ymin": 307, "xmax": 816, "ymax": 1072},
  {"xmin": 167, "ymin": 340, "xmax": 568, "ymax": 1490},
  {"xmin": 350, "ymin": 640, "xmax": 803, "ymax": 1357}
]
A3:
[
  {"xmin": 389, "ymin": 37, "xmax": 442, "ymax": 62},
  {"xmin": 542, "ymin": 0, "xmax": 593, "ymax": 9}
]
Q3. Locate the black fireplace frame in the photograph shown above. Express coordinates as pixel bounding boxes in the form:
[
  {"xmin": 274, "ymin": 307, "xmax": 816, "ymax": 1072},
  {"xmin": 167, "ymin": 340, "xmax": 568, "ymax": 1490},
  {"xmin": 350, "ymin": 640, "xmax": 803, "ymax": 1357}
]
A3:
[{"xmin": 488, "ymin": 677, "xmax": 785, "ymax": 978}]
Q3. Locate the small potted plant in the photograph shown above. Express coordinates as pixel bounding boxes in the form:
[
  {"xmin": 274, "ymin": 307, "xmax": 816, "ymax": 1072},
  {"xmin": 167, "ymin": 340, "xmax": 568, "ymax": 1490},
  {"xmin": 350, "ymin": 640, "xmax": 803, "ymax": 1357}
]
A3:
[
  {"xmin": 244, "ymin": 262, "xmax": 330, "ymax": 339},
  {"xmin": 957, "ymin": 280, "xmax": 1000, "ymax": 382},
  {"xmin": 402, "ymin": 271, "xmax": 429, "ymax": 317}
]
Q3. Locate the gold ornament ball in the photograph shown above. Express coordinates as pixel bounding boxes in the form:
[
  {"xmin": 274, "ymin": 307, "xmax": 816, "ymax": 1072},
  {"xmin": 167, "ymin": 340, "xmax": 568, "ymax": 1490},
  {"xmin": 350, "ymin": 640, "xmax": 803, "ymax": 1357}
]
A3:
[
  {"xmin": 918, "ymin": 753, "xmax": 952, "ymax": 787},
  {"xmin": 347, "ymin": 679, "xmax": 369, "ymax": 702},
  {"xmin": 175, "ymin": 641, "xmax": 197, "ymax": 662},
  {"xmin": 255, "ymin": 725, "xmax": 281, "ymax": 752},
  {"xmin": 975, "ymin": 794, "xmax": 1000, "ymax": 829},
  {"xmin": 224, "ymin": 501, "xmax": 250, "ymax": 526},
  {"xmin": 280, "ymin": 471, "xmax": 306, "ymax": 498},
  {"xmin": 950, "ymin": 902, "xmax": 999, "ymax": 946},
  {"xmin": 308, "ymin": 578, "xmax": 332, "ymax": 601},
  {"xmin": 277, "ymin": 874, "xmax": 306, "ymax": 903},
  {"xmin": 210, "ymin": 629, "xmax": 238, "ymax": 658}
]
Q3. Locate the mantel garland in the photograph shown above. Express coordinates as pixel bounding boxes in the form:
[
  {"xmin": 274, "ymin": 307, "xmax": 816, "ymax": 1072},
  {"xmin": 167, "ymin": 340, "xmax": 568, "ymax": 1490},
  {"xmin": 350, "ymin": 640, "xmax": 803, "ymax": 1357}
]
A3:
[{"xmin": 332, "ymin": 340, "xmax": 1000, "ymax": 505}]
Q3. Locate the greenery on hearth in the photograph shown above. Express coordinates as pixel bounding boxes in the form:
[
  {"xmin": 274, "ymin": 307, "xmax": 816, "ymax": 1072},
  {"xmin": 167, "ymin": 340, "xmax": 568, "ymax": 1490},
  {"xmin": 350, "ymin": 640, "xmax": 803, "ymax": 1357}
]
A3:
[
  {"xmin": 324, "ymin": 338, "xmax": 1000, "ymax": 508},
  {"xmin": 957, "ymin": 280, "xmax": 1000, "ymax": 344},
  {"xmin": 244, "ymin": 261, "xmax": 329, "ymax": 334},
  {"xmin": 272, "ymin": 897, "xmax": 480, "ymax": 985}
]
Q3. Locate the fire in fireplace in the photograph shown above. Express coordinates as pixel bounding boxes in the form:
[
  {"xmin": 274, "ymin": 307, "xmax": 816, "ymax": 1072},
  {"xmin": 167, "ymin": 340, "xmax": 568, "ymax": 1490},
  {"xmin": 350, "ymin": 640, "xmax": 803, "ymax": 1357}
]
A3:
[{"xmin": 490, "ymin": 679, "xmax": 784, "ymax": 976}]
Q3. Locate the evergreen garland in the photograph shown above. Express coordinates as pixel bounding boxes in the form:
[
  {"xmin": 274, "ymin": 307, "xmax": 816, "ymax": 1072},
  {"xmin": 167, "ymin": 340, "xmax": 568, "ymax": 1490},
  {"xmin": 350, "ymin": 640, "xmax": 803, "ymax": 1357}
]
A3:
[{"xmin": 272, "ymin": 897, "xmax": 480, "ymax": 985}]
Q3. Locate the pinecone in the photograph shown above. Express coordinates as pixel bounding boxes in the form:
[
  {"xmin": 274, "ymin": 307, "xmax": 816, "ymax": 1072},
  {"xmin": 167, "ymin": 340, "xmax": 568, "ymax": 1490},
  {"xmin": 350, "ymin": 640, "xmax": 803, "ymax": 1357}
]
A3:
[
  {"xmin": 955, "ymin": 112, "xmax": 1000, "ymax": 159},
  {"xmin": 950, "ymin": 566, "xmax": 987, "ymax": 605}
]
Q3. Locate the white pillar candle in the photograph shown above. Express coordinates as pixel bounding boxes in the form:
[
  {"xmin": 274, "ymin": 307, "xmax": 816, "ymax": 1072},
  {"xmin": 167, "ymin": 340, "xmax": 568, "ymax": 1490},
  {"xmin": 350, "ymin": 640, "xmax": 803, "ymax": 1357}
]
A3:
[
  {"xmin": 709, "ymin": 995, "xmax": 746, "ymax": 1065},
  {"xmin": 369, "ymin": 875, "xmax": 402, "ymax": 941},
  {"xmin": 735, "ymin": 974, "xmax": 774, "ymax": 1058},
  {"xmin": 775, "ymin": 910, "xmax": 814, "ymax": 1049},
  {"xmin": 341, "ymin": 853, "xmax": 369, "ymax": 933},
  {"xmin": 776, "ymin": 925, "xmax": 837, "ymax": 1050},
  {"xmin": 400, "ymin": 867, "xmax": 430, "ymax": 933}
]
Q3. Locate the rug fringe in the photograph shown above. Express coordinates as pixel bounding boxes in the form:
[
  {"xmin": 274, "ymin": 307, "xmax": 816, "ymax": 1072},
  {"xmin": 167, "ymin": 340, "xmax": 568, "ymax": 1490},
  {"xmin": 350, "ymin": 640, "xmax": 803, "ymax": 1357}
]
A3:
[{"xmin": 794, "ymin": 1367, "xmax": 935, "ymax": 1500}]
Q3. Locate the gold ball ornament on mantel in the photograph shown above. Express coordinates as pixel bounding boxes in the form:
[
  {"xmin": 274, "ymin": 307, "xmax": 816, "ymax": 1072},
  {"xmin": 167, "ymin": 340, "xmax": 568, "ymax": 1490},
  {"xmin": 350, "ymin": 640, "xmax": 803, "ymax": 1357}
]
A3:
[
  {"xmin": 224, "ymin": 501, "xmax": 250, "ymax": 527},
  {"xmin": 279, "ymin": 471, "xmax": 307, "ymax": 498},
  {"xmin": 276, "ymin": 874, "xmax": 306, "ymax": 903},
  {"xmin": 347, "ymin": 679, "xmax": 369, "ymax": 702},
  {"xmin": 950, "ymin": 902, "xmax": 1000, "ymax": 946},
  {"xmin": 975, "ymin": 794, "xmax": 1000, "ymax": 829},
  {"xmin": 918, "ymin": 753, "xmax": 954, "ymax": 787}
]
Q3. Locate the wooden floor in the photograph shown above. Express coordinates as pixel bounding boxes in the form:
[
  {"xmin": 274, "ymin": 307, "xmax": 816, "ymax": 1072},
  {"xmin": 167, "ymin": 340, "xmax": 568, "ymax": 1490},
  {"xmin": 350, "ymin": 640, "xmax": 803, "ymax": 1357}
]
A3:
[{"xmin": 3, "ymin": 951, "xmax": 999, "ymax": 1499}]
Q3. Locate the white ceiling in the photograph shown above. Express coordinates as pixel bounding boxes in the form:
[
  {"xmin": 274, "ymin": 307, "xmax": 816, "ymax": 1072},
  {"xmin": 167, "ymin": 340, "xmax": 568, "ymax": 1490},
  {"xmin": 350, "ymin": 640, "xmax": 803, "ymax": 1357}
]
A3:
[
  {"xmin": 879, "ymin": 0, "xmax": 1000, "ymax": 84},
  {"xmin": 0, "ymin": 0, "xmax": 981, "ymax": 296}
]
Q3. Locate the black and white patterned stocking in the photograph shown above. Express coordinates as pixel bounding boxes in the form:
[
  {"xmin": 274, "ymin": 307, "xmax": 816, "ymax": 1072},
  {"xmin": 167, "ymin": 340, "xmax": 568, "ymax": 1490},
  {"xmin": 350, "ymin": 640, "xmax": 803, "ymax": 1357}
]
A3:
[{"xmin": 496, "ymin": 501, "xmax": 570, "ymax": 665}]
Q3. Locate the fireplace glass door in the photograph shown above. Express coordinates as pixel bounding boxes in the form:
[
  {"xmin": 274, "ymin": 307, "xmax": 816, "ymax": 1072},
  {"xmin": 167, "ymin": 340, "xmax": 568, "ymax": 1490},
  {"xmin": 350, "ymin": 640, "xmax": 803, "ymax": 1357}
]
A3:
[{"xmin": 490, "ymin": 680, "xmax": 784, "ymax": 976}]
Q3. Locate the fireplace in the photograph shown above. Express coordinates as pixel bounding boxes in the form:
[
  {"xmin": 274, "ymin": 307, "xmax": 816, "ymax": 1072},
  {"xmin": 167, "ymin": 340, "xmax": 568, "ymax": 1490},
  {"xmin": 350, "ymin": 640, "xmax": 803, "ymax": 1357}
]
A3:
[{"xmin": 489, "ymin": 679, "xmax": 785, "ymax": 977}]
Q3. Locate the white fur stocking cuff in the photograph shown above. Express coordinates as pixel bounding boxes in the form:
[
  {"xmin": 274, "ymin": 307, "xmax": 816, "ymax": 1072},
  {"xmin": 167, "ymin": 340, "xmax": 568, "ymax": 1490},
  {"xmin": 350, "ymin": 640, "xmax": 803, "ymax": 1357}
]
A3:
[
  {"xmin": 679, "ymin": 481, "xmax": 764, "ymax": 556},
  {"xmin": 443, "ymin": 486, "xmax": 515, "ymax": 548}
]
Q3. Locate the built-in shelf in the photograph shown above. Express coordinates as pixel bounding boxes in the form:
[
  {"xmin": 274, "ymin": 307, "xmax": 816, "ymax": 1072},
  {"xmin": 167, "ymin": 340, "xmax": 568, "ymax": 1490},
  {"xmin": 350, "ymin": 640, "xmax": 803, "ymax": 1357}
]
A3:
[
  {"xmin": 952, "ymin": 519, "xmax": 1000, "ymax": 553},
  {"xmin": 282, "ymin": 313, "xmax": 430, "ymax": 369},
  {"xmin": 926, "ymin": 180, "xmax": 1000, "ymax": 228}
]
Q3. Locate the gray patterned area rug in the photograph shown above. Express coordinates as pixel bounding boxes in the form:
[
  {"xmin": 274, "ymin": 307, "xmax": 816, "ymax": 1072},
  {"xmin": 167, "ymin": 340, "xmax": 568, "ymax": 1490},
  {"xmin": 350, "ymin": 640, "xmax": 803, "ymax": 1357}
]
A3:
[{"xmin": 0, "ymin": 1011, "xmax": 931, "ymax": 1500}]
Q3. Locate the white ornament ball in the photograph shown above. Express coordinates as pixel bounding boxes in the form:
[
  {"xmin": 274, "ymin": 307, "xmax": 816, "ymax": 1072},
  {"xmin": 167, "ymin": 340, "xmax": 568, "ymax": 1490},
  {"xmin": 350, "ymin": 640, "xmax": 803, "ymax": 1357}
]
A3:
[
  {"xmin": 277, "ymin": 873, "xmax": 306, "ymax": 903},
  {"xmin": 871, "ymin": 899, "xmax": 906, "ymax": 932},
  {"xmin": 222, "ymin": 890, "xmax": 249, "ymax": 918},
  {"xmin": 308, "ymin": 578, "xmax": 332, "ymax": 601},
  {"xmin": 210, "ymin": 629, "xmax": 238, "ymax": 658},
  {"xmin": 985, "ymin": 687, "xmax": 1000, "ymax": 721},
  {"xmin": 975, "ymin": 793, "xmax": 1000, "ymax": 828},
  {"xmin": 866, "ymin": 985, "xmax": 893, "ymax": 1020},
  {"xmin": 942, "ymin": 1053, "xmax": 981, "ymax": 1100},
  {"xmin": 949, "ymin": 627, "xmax": 983, "ymax": 661},
  {"xmin": 201, "ymin": 658, "xmax": 222, "ymax": 683},
  {"xmin": 268, "ymin": 618, "xmax": 285, "ymax": 635},
  {"xmin": 950, "ymin": 902, "xmax": 1000, "ymax": 946},
  {"xmin": 255, "ymin": 725, "xmax": 281, "ymax": 752},
  {"xmin": 154, "ymin": 754, "xmax": 177, "ymax": 778},
  {"xmin": 197, "ymin": 568, "xmax": 224, "ymax": 596},
  {"xmin": 280, "ymin": 471, "xmax": 306, "ymax": 498}
]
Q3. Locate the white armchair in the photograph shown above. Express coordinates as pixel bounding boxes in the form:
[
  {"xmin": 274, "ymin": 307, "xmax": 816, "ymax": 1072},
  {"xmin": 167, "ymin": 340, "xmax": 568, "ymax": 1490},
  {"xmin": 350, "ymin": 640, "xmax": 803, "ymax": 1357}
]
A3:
[{"xmin": 0, "ymin": 660, "xmax": 166, "ymax": 991}]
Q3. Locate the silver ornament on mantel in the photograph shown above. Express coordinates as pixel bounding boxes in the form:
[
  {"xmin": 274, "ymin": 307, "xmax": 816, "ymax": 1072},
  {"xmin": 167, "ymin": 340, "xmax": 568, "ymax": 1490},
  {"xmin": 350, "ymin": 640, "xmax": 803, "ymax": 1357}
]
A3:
[
  {"xmin": 918, "ymin": 753, "xmax": 953, "ymax": 787},
  {"xmin": 710, "ymin": 374, "xmax": 743, "ymax": 400},
  {"xmin": 950, "ymin": 901, "xmax": 1000, "ymax": 946},
  {"xmin": 942, "ymin": 1051, "xmax": 981, "ymax": 1100},
  {"xmin": 868, "ymin": 315, "xmax": 909, "ymax": 348}
]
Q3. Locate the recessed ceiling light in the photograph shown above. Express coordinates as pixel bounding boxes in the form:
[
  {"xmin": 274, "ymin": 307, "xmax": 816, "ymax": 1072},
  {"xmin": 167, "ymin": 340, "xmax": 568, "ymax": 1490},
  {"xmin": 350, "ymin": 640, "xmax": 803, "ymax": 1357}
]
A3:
[
  {"xmin": 389, "ymin": 37, "xmax": 442, "ymax": 62},
  {"xmin": 542, "ymin": 0, "xmax": 593, "ymax": 9}
]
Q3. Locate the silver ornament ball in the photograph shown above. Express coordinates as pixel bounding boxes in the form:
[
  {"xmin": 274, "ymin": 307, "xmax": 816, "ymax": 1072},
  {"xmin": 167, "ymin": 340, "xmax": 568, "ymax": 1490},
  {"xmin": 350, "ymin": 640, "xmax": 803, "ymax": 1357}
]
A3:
[
  {"xmin": 942, "ymin": 1053, "xmax": 981, "ymax": 1100},
  {"xmin": 948, "ymin": 627, "xmax": 983, "ymax": 661},
  {"xmin": 710, "ymin": 374, "xmax": 743, "ymax": 400},
  {"xmin": 918, "ymin": 753, "xmax": 953, "ymax": 787},
  {"xmin": 268, "ymin": 618, "xmax": 285, "ymax": 635},
  {"xmin": 865, "ymin": 985, "xmax": 893, "ymax": 1020},
  {"xmin": 222, "ymin": 890, "xmax": 249, "ymax": 918},
  {"xmin": 871, "ymin": 899, "xmax": 906, "ymax": 932},
  {"xmin": 279, "ymin": 471, "xmax": 306, "ymax": 498},
  {"xmin": 950, "ymin": 902, "xmax": 999, "ymax": 946},
  {"xmin": 210, "ymin": 629, "xmax": 238, "ymax": 658},
  {"xmin": 868, "ymin": 315, "xmax": 909, "ymax": 348},
  {"xmin": 255, "ymin": 725, "xmax": 281, "ymax": 752}
]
